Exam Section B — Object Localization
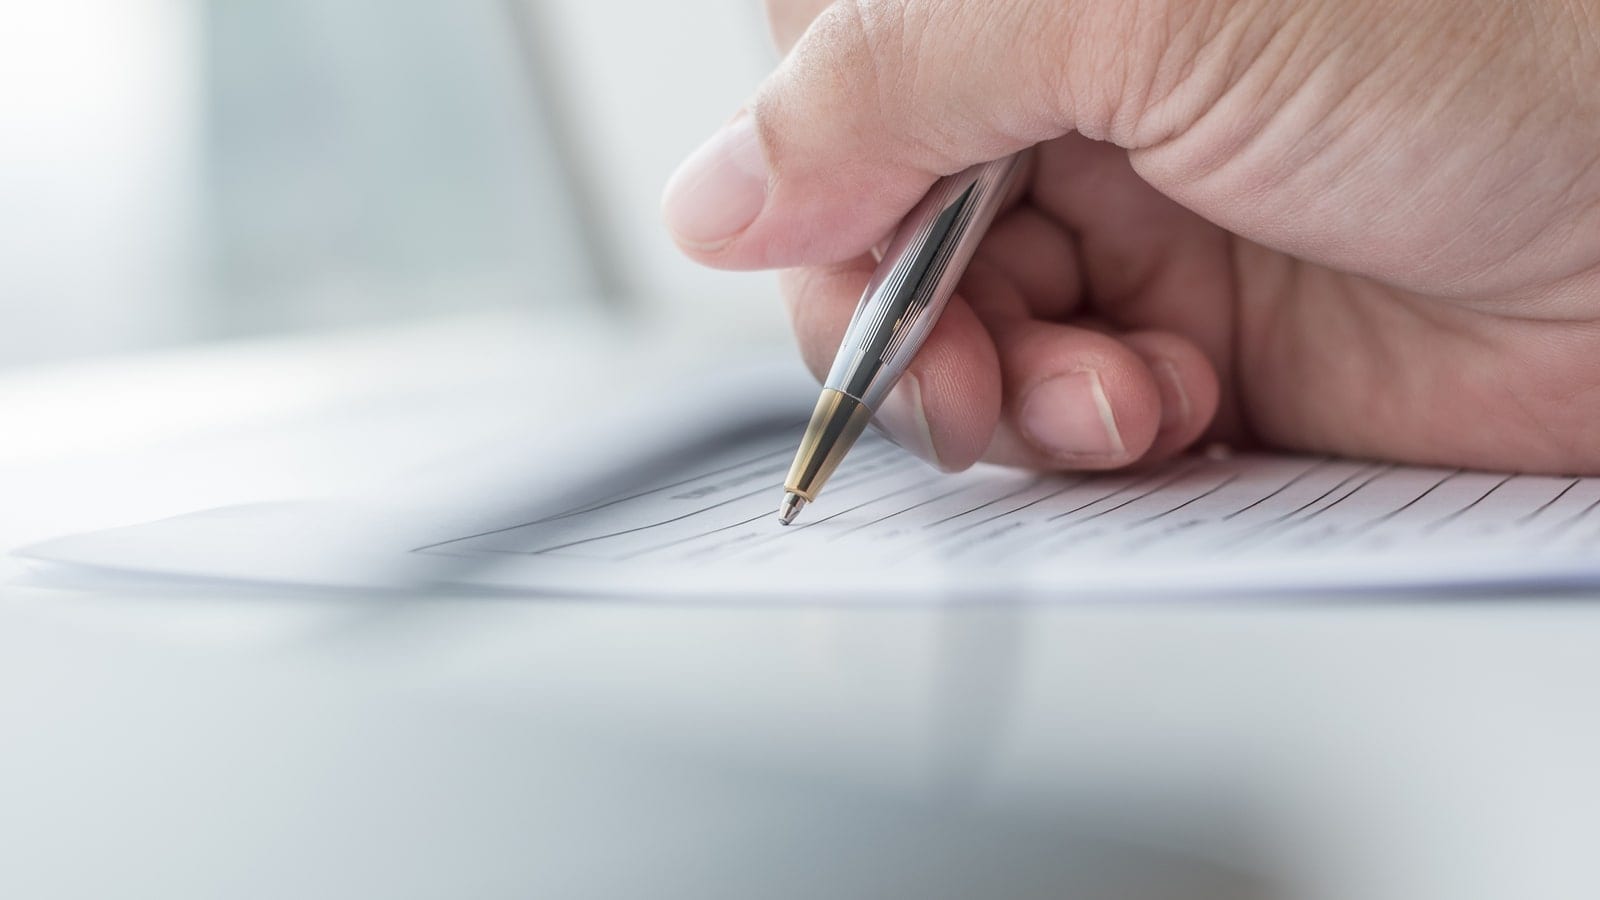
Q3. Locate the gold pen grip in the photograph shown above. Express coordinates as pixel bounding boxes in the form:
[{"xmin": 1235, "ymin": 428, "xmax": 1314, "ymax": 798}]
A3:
[{"xmin": 783, "ymin": 389, "xmax": 874, "ymax": 502}]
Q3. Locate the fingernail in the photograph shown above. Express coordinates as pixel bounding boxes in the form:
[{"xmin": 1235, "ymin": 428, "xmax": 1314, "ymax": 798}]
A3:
[
  {"xmin": 873, "ymin": 375, "xmax": 942, "ymax": 468},
  {"xmin": 661, "ymin": 112, "xmax": 769, "ymax": 251},
  {"xmin": 1020, "ymin": 371, "xmax": 1124, "ymax": 459},
  {"xmin": 1152, "ymin": 359, "xmax": 1190, "ymax": 435}
]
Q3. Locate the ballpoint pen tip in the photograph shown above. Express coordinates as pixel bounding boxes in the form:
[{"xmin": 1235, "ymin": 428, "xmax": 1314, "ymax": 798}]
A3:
[{"xmin": 778, "ymin": 492, "xmax": 806, "ymax": 526}]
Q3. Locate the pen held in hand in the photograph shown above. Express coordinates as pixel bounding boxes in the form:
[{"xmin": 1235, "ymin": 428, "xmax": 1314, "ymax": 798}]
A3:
[{"xmin": 779, "ymin": 154, "xmax": 1026, "ymax": 525}]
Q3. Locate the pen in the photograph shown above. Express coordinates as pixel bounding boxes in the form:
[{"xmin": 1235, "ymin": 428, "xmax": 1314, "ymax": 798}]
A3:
[{"xmin": 778, "ymin": 154, "xmax": 1025, "ymax": 525}]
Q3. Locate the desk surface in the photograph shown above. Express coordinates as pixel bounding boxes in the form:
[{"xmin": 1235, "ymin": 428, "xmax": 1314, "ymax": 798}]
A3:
[{"xmin": 4, "ymin": 315, "xmax": 1598, "ymax": 900}]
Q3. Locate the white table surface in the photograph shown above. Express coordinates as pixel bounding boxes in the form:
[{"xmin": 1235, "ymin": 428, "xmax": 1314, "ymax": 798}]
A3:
[{"xmin": 4, "ymin": 313, "xmax": 1599, "ymax": 900}]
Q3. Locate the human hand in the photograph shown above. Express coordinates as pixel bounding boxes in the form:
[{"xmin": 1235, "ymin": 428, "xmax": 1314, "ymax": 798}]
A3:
[{"xmin": 663, "ymin": 0, "xmax": 1600, "ymax": 475}]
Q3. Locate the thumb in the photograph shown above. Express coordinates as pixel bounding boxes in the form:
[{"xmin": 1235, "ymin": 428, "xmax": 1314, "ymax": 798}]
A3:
[{"xmin": 662, "ymin": 0, "xmax": 1238, "ymax": 270}]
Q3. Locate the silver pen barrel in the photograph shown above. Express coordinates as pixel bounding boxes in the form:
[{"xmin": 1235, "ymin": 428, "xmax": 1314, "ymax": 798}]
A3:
[{"xmin": 780, "ymin": 155, "xmax": 1024, "ymax": 524}]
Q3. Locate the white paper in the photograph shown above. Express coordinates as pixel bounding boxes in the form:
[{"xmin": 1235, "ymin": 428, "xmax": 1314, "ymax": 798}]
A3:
[
  {"xmin": 404, "ymin": 430, "xmax": 1600, "ymax": 597},
  {"xmin": 22, "ymin": 380, "xmax": 1600, "ymax": 598}
]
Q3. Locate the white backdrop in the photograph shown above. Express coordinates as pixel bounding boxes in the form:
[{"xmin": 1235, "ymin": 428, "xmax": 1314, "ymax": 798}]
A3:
[
  {"xmin": 533, "ymin": 0, "xmax": 786, "ymax": 335},
  {"xmin": 0, "ymin": 0, "xmax": 791, "ymax": 369},
  {"xmin": 0, "ymin": 1, "xmax": 199, "ymax": 366}
]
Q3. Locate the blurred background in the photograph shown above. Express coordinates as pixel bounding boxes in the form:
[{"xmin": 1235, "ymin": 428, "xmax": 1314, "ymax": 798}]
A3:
[{"xmin": 0, "ymin": 0, "xmax": 788, "ymax": 370}]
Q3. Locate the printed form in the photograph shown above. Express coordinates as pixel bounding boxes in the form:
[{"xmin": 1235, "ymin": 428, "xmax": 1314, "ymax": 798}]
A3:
[
  {"xmin": 22, "ymin": 354, "xmax": 1599, "ymax": 598},
  {"xmin": 416, "ymin": 432, "xmax": 1600, "ymax": 597},
  {"xmin": 21, "ymin": 361, "xmax": 1600, "ymax": 599}
]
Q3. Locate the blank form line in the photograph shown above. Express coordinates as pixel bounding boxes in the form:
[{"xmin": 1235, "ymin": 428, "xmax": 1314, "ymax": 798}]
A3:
[
  {"xmin": 981, "ymin": 464, "xmax": 1201, "ymax": 562},
  {"xmin": 1255, "ymin": 466, "xmax": 1398, "ymax": 550},
  {"xmin": 1222, "ymin": 458, "xmax": 1330, "ymax": 521},
  {"xmin": 411, "ymin": 436, "xmax": 1600, "ymax": 591},
  {"xmin": 1213, "ymin": 465, "xmax": 1385, "ymax": 552},
  {"xmin": 1422, "ymin": 475, "xmax": 1512, "ymax": 534},
  {"xmin": 1362, "ymin": 471, "xmax": 1461, "ymax": 529},
  {"xmin": 621, "ymin": 511, "xmax": 772, "ymax": 560},
  {"xmin": 413, "ymin": 443, "xmax": 793, "ymax": 553},
  {"xmin": 1046, "ymin": 481, "xmax": 1139, "ymax": 522},
  {"xmin": 1009, "ymin": 465, "xmax": 1206, "ymax": 561},
  {"xmin": 1058, "ymin": 466, "xmax": 1201, "ymax": 529},
  {"xmin": 1294, "ymin": 466, "xmax": 1393, "ymax": 524},
  {"xmin": 793, "ymin": 451, "xmax": 909, "ymax": 498},
  {"xmin": 834, "ymin": 483, "xmax": 977, "ymax": 538},
  {"xmin": 731, "ymin": 477, "xmax": 941, "ymax": 552},
  {"xmin": 1275, "ymin": 466, "xmax": 1378, "ymax": 523},
  {"xmin": 1517, "ymin": 478, "xmax": 1582, "ymax": 524},
  {"xmin": 925, "ymin": 478, "xmax": 1046, "ymax": 529},
  {"xmin": 1545, "ymin": 495, "xmax": 1600, "ymax": 540},
  {"xmin": 521, "ymin": 482, "xmax": 778, "ymax": 555},
  {"xmin": 805, "ymin": 478, "xmax": 942, "ymax": 528},
  {"xmin": 1046, "ymin": 464, "xmax": 1196, "ymax": 523},
  {"xmin": 540, "ymin": 445, "xmax": 792, "ymax": 522},
  {"xmin": 1127, "ymin": 474, "xmax": 1241, "ymax": 528},
  {"xmin": 588, "ymin": 448, "xmax": 928, "ymax": 560},
  {"xmin": 1286, "ymin": 469, "xmax": 1457, "ymax": 551},
  {"xmin": 942, "ymin": 476, "xmax": 1092, "ymax": 539}
]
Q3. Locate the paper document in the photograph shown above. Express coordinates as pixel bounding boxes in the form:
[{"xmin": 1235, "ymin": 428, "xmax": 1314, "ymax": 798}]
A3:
[
  {"xmin": 20, "ymin": 358, "xmax": 1600, "ymax": 597},
  {"xmin": 415, "ymin": 431, "xmax": 1600, "ymax": 596}
]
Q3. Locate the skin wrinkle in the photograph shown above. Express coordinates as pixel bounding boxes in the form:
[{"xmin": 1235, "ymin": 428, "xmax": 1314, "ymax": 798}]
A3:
[
  {"xmin": 1109, "ymin": 0, "xmax": 1163, "ymax": 138},
  {"xmin": 986, "ymin": 0, "xmax": 1066, "ymax": 145},
  {"xmin": 1551, "ymin": 168, "xmax": 1600, "ymax": 308},
  {"xmin": 1327, "ymin": 0, "xmax": 1463, "ymax": 143},
  {"xmin": 1013, "ymin": 0, "xmax": 1077, "ymax": 140},
  {"xmin": 1103, "ymin": 0, "xmax": 1214, "ymax": 142},
  {"xmin": 1413, "ymin": 101, "xmax": 1547, "ymax": 295},
  {"xmin": 843, "ymin": 0, "xmax": 904, "ymax": 165},
  {"xmin": 1127, "ymin": 0, "xmax": 1240, "ymax": 147},
  {"xmin": 899, "ymin": 0, "xmax": 974, "ymax": 170},
  {"xmin": 1390, "ymin": 7, "xmax": 1569, "ymax": 291},
  {"xmin": 883, "ymin": 1, "xmax": 979, "ymax": 173},
  {"xmin": 1422, "ymin": 3, "xmax": 1600, "ymax": 296},
  {"xmin": 1508, "ymin": 258, "xmax": 1600, "ymax": 321},
  {"xmin": 1141, "ymin": 0, "xmax": 1564, "ymax": 297},
  {"xmin": 778, "ymin": 0, "xmax": 893, "ymax": 173},
  {"xmin": 1184, "ymin": 4, "xmax": 1555, "ymax": 336},
  {"xmin": 1264, "ymin": 32, "xmax": 1390, "ymax": 183},
  {"xmin": 947, "ymin": 1, "xmax": 1024, "ymax": 161},
  {"xmin": 1301, "ymin": 111, "xmax": 1501, "ymax": 293},
  {"xmin": 888, "ymin": 0, "xmax": 918, "ymax": 140},
  {"xmin": 1100, "ymin": 0, "xmax": 1147, "ymax": 139},
  {"xmin": 1548, "ymin": 0, "xmax": 1599, "ymax": 97},
  {"xmin": 1132, "ymin": 0, "xmax": 1320, "ymax": 179},
  {"xmin": 1230, "ymin": 0, "xmax": 1409, "ymax": 187},
  {"xmin": 896, "ymin": 0, "xmax": 1033, "ymax": 174},
  {"xmin": 1461, "ymin": 144, "xmax": 1600, "ymax": 309},
  {"xmin": 1115, "ymin": 0, "xmax": 1234, "ymax": 141},
  {"xmin": 1572, "ymin": 0, "xmax": 1600, "ymax": 79},
  {"xmin": 1052, "ymin": 0, "xmax": 1153, "ymax": 141},
  {"xmin": 1523, "ymin": 146, "xmax": 1600, "ymax": 289}
]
